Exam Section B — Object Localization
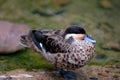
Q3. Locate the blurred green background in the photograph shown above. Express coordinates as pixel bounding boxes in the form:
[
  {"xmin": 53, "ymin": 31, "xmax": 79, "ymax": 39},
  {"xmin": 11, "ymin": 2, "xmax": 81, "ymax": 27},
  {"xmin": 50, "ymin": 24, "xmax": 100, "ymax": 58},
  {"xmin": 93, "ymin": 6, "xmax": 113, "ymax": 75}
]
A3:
[{"xmin": 0, "ymin": 0, "xmax": 120, "ymax": 71}]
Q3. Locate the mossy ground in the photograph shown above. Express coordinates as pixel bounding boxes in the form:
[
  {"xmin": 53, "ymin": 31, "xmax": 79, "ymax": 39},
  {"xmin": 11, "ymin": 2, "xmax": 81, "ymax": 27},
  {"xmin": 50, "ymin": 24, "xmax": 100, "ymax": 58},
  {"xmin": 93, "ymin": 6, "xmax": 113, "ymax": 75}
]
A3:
[{"xmin": 0, "ymin": 0, "xmax": 120, "ymax": 71}]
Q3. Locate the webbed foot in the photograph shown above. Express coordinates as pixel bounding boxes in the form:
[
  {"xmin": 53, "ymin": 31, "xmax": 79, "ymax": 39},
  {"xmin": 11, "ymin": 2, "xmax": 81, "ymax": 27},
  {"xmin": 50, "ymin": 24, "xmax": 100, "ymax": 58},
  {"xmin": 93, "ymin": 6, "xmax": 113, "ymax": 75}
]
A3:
[
  {"xmin": 52, "ymin": 70, "xmax": 77, "ymax": 79},
  {"xmin": 60, "ymin": 70, "xmax": 77, "ymax": 79}
]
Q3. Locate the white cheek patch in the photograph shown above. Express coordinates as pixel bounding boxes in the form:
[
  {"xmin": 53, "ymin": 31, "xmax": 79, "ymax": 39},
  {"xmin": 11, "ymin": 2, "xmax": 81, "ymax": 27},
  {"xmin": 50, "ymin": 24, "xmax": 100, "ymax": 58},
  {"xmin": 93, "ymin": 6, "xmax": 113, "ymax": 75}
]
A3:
[{"xmin": 65, "ymin": 34, "xmax": 77, "ymax": 40}]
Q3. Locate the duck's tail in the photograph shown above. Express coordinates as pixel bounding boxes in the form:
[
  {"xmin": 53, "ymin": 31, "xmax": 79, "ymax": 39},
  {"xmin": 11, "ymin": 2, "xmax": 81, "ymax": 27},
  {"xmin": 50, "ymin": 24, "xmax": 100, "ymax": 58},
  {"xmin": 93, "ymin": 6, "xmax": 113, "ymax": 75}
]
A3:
[
  {"xmin": 20, "ymin": 35, "xmax": 32, "ymax": 48},
  {"xmin": 20, "ymin": 30, "xmax": 46, "ymax": 53}
]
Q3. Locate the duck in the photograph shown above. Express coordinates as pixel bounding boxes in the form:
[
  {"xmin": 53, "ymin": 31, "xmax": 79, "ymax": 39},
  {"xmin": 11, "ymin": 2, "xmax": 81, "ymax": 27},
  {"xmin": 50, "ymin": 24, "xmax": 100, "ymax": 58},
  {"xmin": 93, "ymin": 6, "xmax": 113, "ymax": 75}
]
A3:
[{"xmin": 20, "ymin": 25, "xmax": 96, "ymax": 79}]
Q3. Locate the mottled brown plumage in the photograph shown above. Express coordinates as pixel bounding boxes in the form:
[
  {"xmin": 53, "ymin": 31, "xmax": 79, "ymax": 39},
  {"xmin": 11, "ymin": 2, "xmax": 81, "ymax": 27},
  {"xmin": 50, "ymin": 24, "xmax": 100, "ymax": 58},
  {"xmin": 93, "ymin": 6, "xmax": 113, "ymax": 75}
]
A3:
[{"xmin": 20, "ymin": 28, "xmax": 96, "ymax": 71}]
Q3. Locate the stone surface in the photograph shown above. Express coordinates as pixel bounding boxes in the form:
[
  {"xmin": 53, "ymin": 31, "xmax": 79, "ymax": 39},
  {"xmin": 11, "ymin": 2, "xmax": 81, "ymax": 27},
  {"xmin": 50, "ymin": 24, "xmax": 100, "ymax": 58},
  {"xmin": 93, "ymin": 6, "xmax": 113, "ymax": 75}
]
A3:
[
  {"xmin": 0, "ymin": 21, "xmax": 30, "ymax": 54},
  {"xmin": 0, "ymin": 65, "xmax": 119, "ymax": 80}
]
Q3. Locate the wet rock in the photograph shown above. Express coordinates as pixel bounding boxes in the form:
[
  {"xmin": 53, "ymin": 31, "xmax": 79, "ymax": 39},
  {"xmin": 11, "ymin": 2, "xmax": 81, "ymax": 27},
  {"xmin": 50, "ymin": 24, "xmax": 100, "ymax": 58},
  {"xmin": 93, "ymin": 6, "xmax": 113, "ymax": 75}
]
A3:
[
  {"xmin": 0, "ymin": 21, "xmax": 30, "ymax": 54},
  {"xmin": 102, "ymin": 41, "xmax": 120, "ymax": 51}
]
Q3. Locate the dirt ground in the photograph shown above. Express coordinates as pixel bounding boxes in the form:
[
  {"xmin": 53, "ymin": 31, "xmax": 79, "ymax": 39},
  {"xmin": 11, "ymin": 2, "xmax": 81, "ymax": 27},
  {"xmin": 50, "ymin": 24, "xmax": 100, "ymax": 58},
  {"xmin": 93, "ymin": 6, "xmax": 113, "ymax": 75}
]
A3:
[{"xmin": 0, "ymin": 65, "xmax": 119, "ymax": 80}]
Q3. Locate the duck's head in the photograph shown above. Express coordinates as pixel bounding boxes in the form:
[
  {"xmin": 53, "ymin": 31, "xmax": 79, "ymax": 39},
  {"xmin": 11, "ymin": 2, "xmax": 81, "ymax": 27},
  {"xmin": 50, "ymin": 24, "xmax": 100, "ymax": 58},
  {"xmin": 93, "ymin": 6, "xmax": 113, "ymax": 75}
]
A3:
[{"xmin": 64, "ymin": 25, "xmax": 96, "ymax": 44}]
